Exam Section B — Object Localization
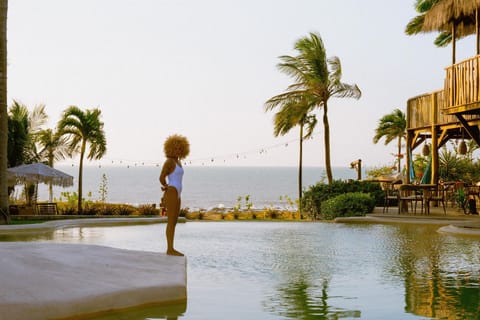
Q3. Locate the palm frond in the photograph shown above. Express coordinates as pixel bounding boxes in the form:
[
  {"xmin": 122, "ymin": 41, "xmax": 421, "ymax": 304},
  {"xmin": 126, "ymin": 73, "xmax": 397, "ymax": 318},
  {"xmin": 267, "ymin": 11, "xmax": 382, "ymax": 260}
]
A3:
[{"xmin": 405, "ymin": 14, "xmax": 426, "ymax": 35}]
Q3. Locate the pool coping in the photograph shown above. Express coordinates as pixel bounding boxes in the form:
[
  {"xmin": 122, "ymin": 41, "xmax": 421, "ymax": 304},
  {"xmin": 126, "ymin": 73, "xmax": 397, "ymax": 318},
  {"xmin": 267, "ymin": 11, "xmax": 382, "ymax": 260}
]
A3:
[
  {"xmin": 335, "ymin": 213, "xmax": 480, "ymax": 236},
  {"xmin": 0, "ymin": 217, "xmax": 187, "ymax": 319},
  {"xmin": 0, "ymin": 216, "xmax": 181, "ymax": 234}
]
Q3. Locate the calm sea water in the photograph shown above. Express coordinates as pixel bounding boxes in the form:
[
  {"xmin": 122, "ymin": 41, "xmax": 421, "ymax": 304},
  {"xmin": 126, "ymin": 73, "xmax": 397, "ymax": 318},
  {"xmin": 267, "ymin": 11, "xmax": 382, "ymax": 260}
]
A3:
[
  {"xmin": 34, "ymin": 166, "xmax": 366, "ymax": 210},
  {"xmin": 5, "ymin": 221, "xmax": 480, "ymax": 319}
]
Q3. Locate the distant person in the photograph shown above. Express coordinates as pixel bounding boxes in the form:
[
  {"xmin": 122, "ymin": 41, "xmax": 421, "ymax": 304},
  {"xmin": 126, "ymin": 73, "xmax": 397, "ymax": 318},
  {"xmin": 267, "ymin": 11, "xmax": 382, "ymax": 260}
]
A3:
[{"xmin": 159, "ymin": 134, "xmax": 190, "ymax": 256}]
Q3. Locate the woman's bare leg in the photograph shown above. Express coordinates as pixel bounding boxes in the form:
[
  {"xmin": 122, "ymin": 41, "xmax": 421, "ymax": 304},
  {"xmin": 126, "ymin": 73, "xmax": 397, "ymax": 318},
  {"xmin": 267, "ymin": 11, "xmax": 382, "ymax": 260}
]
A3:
[{"xmin": 165, "ymin": 187, "xmax": 183, "ymax": 256}]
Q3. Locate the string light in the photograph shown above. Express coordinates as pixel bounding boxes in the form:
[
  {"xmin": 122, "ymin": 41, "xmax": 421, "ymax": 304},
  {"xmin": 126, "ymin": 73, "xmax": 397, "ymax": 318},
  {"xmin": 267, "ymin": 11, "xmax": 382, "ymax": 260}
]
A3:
[{"xmin": 62, "ymin": 132, "xmax": 321, "ymax": 169}]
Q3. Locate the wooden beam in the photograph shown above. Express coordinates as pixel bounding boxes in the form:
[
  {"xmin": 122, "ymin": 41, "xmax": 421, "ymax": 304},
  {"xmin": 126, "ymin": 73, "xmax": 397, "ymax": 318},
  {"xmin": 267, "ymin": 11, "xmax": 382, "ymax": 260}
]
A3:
[
  {"xmin": 455, "ymin": 114, "xmax": 480, "ymax": 146},
  {"xmin": 437, "ymin": 128, "xmax": 450, "ymax": 148}
]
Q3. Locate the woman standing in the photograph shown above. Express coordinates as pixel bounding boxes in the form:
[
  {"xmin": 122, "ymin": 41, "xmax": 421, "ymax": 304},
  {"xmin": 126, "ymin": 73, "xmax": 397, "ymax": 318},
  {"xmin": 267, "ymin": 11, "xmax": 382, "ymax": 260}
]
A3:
[{"xmin": 159, "ymin": 134, "xmax": 190, "ymax": 256}]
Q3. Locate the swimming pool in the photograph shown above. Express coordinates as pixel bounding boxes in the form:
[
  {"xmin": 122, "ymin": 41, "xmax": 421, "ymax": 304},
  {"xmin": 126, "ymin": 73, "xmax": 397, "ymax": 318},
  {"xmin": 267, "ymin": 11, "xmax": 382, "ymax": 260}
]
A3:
[{"xmin": 4, "ymin": 221, "xmax": 480, "ymax": 319}]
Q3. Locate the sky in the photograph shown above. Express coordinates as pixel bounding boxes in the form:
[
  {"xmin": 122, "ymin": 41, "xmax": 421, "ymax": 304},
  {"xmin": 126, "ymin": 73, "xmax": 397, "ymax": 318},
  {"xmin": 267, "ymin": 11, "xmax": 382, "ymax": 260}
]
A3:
[{"xmin": 6, "ymin": 0, "xmax": 477, "ymax": 169}]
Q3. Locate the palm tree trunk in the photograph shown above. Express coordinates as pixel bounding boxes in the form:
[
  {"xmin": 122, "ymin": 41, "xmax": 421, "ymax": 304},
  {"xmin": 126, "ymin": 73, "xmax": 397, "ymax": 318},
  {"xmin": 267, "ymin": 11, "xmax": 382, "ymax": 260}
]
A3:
[
  {"xmin": 48, "ymin": 156, "xmax": 54, "ymax": 202},
  {"xmin": 0, "ymin": 0, "xmax": 8, "ymax": 224},
  {"xmin": 323, "ymin": 102, "xmax": 333, "ymax": 184},
  {"xmin": 298, "ymin": 124, "xmax": 303, "ymax": 214},
  {"xmin": 397, "ymin": 136, "xmax": 402, "ymax": 173},
  {"xmin": 78, "ymin": 140, "xmax": 86, "ymax": 214}
]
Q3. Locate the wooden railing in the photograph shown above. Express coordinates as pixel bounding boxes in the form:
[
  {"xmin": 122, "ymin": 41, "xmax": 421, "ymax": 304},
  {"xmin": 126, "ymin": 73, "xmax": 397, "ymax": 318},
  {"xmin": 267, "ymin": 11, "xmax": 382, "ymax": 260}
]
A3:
[
  {"xmin": 407, "ymin": 90, "xmax": 460, "ymax": 129},
  {"xmin": 444, "ymin": 54, "xmax": 480, "ymax": 112}
]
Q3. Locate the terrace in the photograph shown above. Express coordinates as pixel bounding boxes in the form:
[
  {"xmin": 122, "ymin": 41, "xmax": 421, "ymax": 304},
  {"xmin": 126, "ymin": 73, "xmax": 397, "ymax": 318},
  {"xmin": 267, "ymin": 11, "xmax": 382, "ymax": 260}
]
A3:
[{"xmin": 405, "ymin": 1, "xmax": 480, "ymax": 184}]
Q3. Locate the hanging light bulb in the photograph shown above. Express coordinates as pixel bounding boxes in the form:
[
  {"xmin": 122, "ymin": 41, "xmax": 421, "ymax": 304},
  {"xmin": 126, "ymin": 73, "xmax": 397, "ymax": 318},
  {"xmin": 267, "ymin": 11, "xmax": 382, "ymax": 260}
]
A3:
[
  {"xmin": 422, "ymin": 142, "xmax": 430, "ymax": 156},
  {"xmin": 459, "ymin": 140, "xmax": 467, "ymax": 155}
]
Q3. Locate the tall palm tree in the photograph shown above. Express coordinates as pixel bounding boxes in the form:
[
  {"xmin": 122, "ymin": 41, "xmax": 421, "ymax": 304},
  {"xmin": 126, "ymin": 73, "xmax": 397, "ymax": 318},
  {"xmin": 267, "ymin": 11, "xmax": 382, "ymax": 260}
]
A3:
[
  {"xmin": 267, "ymin": 32, "xmax": 361, "ymax": 184},
  {"xmin": 37, "ymin": 128, "xmax": 70, "ymax": 201},
  {"xmin": 265, "ymin": 97, "xmax": 317, "ymax": 208},
  {"xmin": 0, "ymin": 0, "xmax": 8, "ymax": 223},
  {"xmin": 57, "ymin": 106, "xmax": 106, "ymax": 213},
  {"xmin": 373, "ymin": 109, "xmax": 407, "ymax": 173}
]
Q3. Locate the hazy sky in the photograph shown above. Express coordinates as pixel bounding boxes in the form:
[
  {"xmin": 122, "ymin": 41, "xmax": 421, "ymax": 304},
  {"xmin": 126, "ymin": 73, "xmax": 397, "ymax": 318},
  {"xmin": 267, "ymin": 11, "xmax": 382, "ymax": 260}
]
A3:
[{"xmin": 7, "ymin": 0, "xmax": 476, "ymax": 168}]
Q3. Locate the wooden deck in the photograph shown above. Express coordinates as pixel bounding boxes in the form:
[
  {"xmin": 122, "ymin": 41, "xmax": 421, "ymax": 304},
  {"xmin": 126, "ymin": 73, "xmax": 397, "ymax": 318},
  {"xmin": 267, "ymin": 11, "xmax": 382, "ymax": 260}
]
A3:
[{"xmin": 406, "ymin": 54, "xmax": 480, "ymax": 184}]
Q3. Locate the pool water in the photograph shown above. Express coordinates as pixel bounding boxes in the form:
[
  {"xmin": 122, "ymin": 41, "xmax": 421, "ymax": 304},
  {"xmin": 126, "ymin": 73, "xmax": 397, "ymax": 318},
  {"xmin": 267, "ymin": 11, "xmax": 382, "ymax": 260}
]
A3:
[{"xmin": 5, "ymin": 221, "xmax": 480, "ymax": 319}]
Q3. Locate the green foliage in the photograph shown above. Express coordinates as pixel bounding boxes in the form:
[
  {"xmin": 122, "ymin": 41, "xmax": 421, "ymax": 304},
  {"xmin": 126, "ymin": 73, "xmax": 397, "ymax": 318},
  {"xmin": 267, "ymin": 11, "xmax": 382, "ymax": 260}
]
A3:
[
  {"xmin": 366, "ymin": 165, "xmax": 395, "ymax": 179},
  {"xmin": 106, "ymin": 204, "xmax": 135, "ymax": 216},
  {"xmin": 302, "ymin": 180, "xmax": 383, "ymax": 219},
  {"xmin": 279, "ymin": 194, "xmax": 297, "ymax": 211},
  {"xmin": 437, "ymin": 145, "xmax": 480, "ymax": 183},
  {"xmin": 456, "ymin": 187, "xmax": 467, "ymax": 214},
  {"xmin": 98, "ymin": 173, "xmax": 108, "ymax": 203},
  {"xmin": 321, "ymin": 192, "xmax": 375, "ymax": 220},
  {"xmin": 234, "ymin": 195, "xmax": 253, "ymax": 211},
  {"xmin": 137, "ymin": 204, "xmax": 159, "ymax": 216}
]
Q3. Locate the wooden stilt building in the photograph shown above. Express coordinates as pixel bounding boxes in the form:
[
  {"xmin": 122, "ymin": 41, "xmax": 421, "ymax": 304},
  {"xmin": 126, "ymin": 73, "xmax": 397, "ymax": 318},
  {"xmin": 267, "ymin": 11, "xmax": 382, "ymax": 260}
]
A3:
[{"xmin": 406, "ymin": 0, "xmax": 480, "ymax": 184}]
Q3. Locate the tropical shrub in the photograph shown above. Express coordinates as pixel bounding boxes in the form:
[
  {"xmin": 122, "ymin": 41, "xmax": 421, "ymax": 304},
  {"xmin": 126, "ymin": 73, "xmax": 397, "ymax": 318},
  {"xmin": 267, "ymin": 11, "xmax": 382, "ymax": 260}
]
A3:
[
  {"xmin": 137, "ymin": 204, "xmax": 159, "ymax": 216},
  {"xmin": 302, "ymin": 180, "xmax": 383, "ymax": 219},
  {"xmin": 321, "ymin": 192, "xmax": 375, "ymax": 220}
]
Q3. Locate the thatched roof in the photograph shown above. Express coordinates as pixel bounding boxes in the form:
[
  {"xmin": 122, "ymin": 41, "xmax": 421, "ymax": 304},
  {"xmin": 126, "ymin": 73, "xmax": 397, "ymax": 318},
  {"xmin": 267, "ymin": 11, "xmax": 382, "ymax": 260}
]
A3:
[{"xmin": 422, "ymin": 0, "xmax": 480, "ymax": 37}]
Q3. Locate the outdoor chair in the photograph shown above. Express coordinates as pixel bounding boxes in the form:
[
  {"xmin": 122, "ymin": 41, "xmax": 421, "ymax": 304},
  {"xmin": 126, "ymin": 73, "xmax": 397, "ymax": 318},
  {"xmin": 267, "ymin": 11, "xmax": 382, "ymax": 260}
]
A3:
[
  {"xmin": 382, "ymin": 179, "xmax": 402, "ymax": 213},
  {"xmin": 425, "ymin": 184, "xmax": 446, "ymax": 215},
  {"xmin": 398, "ymin": 184, "xmax": 423, "ymax": 215}
]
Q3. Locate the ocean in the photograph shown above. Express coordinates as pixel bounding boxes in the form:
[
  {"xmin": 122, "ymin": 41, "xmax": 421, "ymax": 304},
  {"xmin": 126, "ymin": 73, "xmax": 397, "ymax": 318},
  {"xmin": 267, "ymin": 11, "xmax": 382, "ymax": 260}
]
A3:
[{"xmin": 33, "ymin": 165, "xmax": 366, "ymax": 210}]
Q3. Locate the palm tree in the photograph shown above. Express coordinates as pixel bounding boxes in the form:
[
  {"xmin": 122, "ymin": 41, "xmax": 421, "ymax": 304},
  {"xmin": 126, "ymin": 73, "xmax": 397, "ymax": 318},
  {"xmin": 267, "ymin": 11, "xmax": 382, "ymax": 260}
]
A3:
[
  {"xmin": 265, "ymin": 97, "xmax": 317, "ymax": 208},
  {"xmin": 37, "ymin": 128, "xmax": 70, "ymax": 201},
  {"xmin": 7, "ymin": 101, "xmax": 48, "ymax": 204},
  {"xmin": 7, "ymin": 101, "xmax": 48, "ymax": 166},
  {"xmin": 373, "ymin": 109, "xmax": 407, "ymax": 173},
  {"xmin": 0, "ymin": 0, "xmax": 8, "ymax": 223},
  {"xmin": 57, "ymin": 106, "xmax": 106, "ymax": 213},
  {"xmin": 267, "ymin": 32, "xmax": 361, "ymax": 184}
]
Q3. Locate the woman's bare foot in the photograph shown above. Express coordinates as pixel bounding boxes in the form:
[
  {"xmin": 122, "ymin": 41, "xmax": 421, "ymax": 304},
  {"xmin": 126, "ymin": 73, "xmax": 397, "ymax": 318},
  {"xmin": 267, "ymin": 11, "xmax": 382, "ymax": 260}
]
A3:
[{"xmin": 167, "ymin": 249, "xmax": 184, "ymax": 256}]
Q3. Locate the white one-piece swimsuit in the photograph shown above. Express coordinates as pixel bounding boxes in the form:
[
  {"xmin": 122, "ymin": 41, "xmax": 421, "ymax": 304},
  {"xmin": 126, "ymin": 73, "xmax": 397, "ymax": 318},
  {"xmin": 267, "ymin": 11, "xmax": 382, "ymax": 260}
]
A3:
[{"xmin": 167, "ymin": 164, "xmax": 184, "ymax": 198}]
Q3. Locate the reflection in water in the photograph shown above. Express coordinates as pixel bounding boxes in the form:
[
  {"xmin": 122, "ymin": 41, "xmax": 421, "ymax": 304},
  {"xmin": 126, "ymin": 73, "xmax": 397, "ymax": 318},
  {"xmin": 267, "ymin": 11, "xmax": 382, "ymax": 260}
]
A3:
[
  {"xmin": 265, "ymin": 278, "xmax": 360, "ymax": 319},
  {"xmin": 387, "ymin": 224, "xmax": 480, "ymax": 319},
  {"xmin": 0, "ymin": 231, "xmax": 56, "ymax": 242},
  {"xmin": 3, "ymin": 222, "xmax": 480, "ymax": 319},
  {"xmin": 261, "ymin": 224, "xmax": 361, "ymax": 319},
  {"xmin": 81, "ymin": 302, "xmax": 187, "ymax": 320}
]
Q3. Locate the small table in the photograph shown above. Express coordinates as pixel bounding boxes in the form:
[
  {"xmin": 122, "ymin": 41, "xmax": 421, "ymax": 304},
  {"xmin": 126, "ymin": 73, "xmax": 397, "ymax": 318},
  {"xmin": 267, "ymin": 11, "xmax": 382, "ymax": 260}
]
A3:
[
  {"xmin": 398, "ymin": 184, "xmax": 436, "ymax": 214},
  {"xmin": 414, "ymin": 184, "xmax": 438, "ymax": 214}
]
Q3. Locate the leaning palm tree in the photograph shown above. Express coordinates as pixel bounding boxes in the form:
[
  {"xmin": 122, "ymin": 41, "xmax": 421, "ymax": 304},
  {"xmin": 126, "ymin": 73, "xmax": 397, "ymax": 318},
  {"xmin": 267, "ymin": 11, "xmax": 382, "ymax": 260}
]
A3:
[
  {"xmin": 267, "ymin": 32, "xmax": 361, "ymax": 184},
  {"xmin": 265, "ymin": 97, "xmax": 317, "ymax": 208},
  {"xmin": 57, "ymin": 106, "xmax": 106, "ymax": 213},
  {"xmin": 0, "ymin": 0, "xmax": 7, "ymax": 223},
  {"xmin": 373, "ymin": 109, "xmax": 407, "ymax": 173},
  {"xmin": 36, "ymin": 128, "xmax": 70, "ymax": 201}
]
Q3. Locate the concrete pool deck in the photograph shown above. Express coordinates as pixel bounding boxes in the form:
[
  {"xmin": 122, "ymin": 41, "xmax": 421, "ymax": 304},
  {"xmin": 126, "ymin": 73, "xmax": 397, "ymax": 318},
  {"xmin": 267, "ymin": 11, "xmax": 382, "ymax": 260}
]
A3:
[
  {"xmin": 336, "ymin": 206, "xmax": 480, "ymax": 236},
  {"xmin": 0, "ymin": 217, "xmax": 187, "ymax": 320}
]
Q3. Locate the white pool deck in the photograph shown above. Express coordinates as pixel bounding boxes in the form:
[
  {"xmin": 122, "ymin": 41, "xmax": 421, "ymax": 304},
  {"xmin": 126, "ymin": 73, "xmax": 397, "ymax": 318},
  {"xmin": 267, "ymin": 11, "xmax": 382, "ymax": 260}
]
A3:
[{"xmin": 0, "ymin": 217, "xmax": 186, "ymax": 320}]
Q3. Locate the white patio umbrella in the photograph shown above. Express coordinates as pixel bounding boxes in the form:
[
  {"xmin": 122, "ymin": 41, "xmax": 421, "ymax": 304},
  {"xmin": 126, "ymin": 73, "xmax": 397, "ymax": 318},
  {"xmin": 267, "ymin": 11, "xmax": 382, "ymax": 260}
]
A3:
[{"xmin": 7, "ymin": 163, "xmax": 74, "ymax": 188}]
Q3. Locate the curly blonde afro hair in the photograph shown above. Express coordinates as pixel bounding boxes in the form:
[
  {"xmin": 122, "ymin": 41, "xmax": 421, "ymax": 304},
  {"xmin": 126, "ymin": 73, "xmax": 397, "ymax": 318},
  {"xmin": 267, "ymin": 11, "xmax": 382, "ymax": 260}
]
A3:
[{"xmin": 164, "ymin": 134, "xmax": 190, "ymax": 159}]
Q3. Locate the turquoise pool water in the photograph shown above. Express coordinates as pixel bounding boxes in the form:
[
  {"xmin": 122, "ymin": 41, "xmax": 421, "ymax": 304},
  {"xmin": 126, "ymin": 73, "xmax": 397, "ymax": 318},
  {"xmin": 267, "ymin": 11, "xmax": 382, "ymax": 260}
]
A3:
[{"xmin": 5, "ymin": 221, "xmax": 480, "ymax": 319}]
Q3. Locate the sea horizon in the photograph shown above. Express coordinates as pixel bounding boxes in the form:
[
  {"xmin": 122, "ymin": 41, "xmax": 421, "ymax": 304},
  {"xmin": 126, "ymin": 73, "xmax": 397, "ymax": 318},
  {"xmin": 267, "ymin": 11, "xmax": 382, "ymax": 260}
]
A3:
[{"xmin": 30, "ymin": 165, "xmax": 369, "ymax": 210}]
